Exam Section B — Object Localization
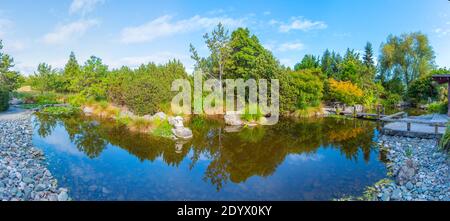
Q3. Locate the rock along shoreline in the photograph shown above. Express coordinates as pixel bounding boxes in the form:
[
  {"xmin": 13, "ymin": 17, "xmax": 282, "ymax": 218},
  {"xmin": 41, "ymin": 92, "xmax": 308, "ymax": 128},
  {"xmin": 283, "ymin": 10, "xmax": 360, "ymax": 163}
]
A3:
[
  {"xmin": 0, "ymin": 112, "xmax": 69, "ymax": 201},
  {"xmin": 368, "ymin": 135, "xmax": 449, "ymax": 201}
]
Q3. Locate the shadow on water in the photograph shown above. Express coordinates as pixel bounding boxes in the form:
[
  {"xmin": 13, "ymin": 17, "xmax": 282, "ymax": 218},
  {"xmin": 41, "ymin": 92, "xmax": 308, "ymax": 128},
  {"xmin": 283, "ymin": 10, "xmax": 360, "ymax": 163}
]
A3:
[{"xmin": 32, "ymin": 113, "xmax": 387, "ymax": 200}]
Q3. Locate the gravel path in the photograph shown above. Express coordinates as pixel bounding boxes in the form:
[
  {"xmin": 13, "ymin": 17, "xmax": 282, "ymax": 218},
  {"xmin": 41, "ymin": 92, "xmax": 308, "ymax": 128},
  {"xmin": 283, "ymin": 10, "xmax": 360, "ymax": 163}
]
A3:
[{"xmin": 0, "ymin": 108, "xmax": 69, "ymax": 201}]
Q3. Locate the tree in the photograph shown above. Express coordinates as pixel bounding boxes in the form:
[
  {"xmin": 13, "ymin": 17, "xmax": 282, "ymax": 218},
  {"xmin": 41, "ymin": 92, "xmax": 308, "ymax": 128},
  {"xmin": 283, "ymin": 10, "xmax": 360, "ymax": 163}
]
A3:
[
  {"xmin": 190, "ymin": 23, "xmax": 231, "ymax": 82},
  {"xmin": 294, "ymin": 54, "xmax": 320, "ymax": 71},
  {"xmin": 328, "ymin": 79, "xmax": 364, "ymax": 105},
  {"xmin": 225, "ymin": 27, "xmax": 279, "ymax": 80},
  {"xmin": 30, "ymin": 63, "xmax": 55, "ymax": 93},
  {"xmin": 321, "ymin": 50, "xmax": 342, "ymax": 78},
  {"xmin": 379, "ymin": 32, "xmax": 435, "ymax": 90},
  {"xmin": 0, "ymin": 40, "xmax": 21, "ymax": 91},
  {"xmin": 64, "ymin": 52, "xmax": 81, "ymax": 92},
  {"xmin": 363, "ymin": 42, "xmax": 375, "ymax": 68},
  {"xmin": 77, "ymin": 56, "xmax": 109, "ymax": 99}
]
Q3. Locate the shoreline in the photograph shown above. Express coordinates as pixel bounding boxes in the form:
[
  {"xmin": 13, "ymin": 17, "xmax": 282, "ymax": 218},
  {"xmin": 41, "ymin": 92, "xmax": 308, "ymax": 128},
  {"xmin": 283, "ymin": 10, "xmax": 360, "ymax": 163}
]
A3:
[
  {"xmin": 0, "ymin": 111, "xmax": 69, "ymax": 201},
  {"xmin": 350, "ymin": 135, "xmax": 449, "ymax": 201}
]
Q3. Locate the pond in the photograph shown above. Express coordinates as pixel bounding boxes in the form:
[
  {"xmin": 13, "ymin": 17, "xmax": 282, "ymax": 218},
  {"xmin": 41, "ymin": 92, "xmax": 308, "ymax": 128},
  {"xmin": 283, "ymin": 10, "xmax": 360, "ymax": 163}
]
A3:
[{"xmin": 32, "ymin": 113, "xmax": 387, "ymax": 200}]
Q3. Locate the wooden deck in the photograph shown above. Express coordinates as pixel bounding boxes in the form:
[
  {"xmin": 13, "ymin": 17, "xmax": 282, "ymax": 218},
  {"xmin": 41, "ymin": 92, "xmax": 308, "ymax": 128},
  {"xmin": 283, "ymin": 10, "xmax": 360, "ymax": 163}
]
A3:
[{"xmin": 380, "ymin": 113, "xmax": 448, "ymax": 139}]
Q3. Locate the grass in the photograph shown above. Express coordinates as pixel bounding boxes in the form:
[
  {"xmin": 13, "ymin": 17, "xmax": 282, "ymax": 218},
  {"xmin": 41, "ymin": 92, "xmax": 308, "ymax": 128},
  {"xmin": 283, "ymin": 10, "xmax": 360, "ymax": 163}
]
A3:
[
  {"xmin": 241, "ymin": 104, "xmax": 263, "ymax": 122},
  {"xmin": 151, "ymin": 119, "xmax": 173, "ymax": 138},
  {"xmin": 293, "ymin": 105, "xmax": 323, "ymax": 118}
]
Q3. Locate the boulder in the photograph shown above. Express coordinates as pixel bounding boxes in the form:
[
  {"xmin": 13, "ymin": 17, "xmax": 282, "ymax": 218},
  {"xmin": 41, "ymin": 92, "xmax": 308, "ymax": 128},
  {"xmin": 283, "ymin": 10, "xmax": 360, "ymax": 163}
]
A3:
[
  {"xmin": 168, "ymin": 116, "xmax": 184, "ymax": 128},
  {"xmin": 172, "ymin": 127, "xmax": 193, "ymax": 139},
  {"xmin": 224, "ymin": 113, "xmax": 243, "ymax": 126},
  {"xmin": 83, "ymin": 107, "xmax": 94, "ymax": 116},
  {"xmin": 396, "ymin": 159, "xmax": 417, "ymax": 185},
  {"xmin": 153, "ymin": 112, "xmax": 167, "ymax": 121}
]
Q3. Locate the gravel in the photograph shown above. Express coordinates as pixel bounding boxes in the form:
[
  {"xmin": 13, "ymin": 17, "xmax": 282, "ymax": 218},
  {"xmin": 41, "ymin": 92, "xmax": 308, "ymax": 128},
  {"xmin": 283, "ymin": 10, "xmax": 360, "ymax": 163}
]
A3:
[
  {"xmin": 372, "ymin": 135, "xmax": 450, "ymax": 201},
  {"xmin": 0, "ymin": 113, "xmax": 70, "ymax": 201}
]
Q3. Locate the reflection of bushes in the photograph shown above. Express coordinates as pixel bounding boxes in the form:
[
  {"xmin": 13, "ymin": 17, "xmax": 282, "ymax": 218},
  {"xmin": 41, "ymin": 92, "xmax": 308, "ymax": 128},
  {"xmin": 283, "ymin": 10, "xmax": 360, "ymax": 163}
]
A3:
[
  {"xmin": 34, "ymin": 114, "xmax": 379, "ymax": 191},
  {"xmin": 237, "ymin": 126, "xmax": 266, "ymax": 143}
]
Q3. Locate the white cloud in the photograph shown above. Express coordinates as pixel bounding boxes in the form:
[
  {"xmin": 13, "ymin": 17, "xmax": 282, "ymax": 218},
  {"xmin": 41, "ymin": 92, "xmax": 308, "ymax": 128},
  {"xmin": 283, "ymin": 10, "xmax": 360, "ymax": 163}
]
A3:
[
  {"xmin": 274, "ymin": 17, "xmax": 327, "ymax": 32},
  {"xmin": 42, "ymin": 19, "xmax": 99, "ymax": 45},
  {"xmin": 69, "ymin": 0, "xmax": 105, "ymax": 15},
  {"xmin": 435, "ymin": 27, "xmax": 450, "ymax": 37},
  {"xmin": 278, "ymin": 42, "xmax": 304, "ymax": 52},
  {"xmin": 120, "ymin": 15, "xmax": 246, "ymax": 44}
]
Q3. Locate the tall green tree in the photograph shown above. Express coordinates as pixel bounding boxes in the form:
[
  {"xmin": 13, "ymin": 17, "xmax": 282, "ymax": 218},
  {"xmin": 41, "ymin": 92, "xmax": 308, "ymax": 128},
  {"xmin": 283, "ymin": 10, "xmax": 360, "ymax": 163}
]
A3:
[
  {"xmin": 77, "ymin": 56, "xmax": 109, "ymax": 99},
  {"xmin": 190, "ymin": 23, "xmax": 231, "ymax": 82},
  {"xmin": 30, "ymin": 63, "xmax": 55, "ymax": 93},
  {"xmin": 225, "ymin": 27, "xmax": 279, "ymax": 80},
  {"xmin": 64, "ymin": 51, "xmax": 81, "ymax": 92},
  {"xmin": 0, "ymin": 40, "xmax": 21, "ymax": 91},
  {"xmin": 294, "ymin": 55, "xmax": 320, "ymax": 71},
  {"xmin": 363, "ymin": 42, "xmax": 375, "ymax": 68},
  {"xmin": 379, "ymin": 32, "xmax": 435, "ymax": 90}
]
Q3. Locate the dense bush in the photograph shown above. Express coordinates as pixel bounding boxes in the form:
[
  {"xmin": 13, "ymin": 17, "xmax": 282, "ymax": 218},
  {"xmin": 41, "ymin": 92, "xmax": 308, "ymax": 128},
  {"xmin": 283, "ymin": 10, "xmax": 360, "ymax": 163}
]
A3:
[
  {"xmin": 0, "ymin": 86, "xmax": 9, "ymax": 112},
  {"xmin": 407, "ymin": 74, "xmax": 439, "ymax": 104},
  {"xmin": 107, "ymin": 60, "xmax": 188, "ymax": 115},
  {"xmin": 328, "ymin": 78, "xmax": 363, "ymax": 105},
  {"xmin": 279, "ymin": 69, "xmax": 324, "ymax": 113},
  {"xmin": 382, "ymin": 93, "xmax": 402, "ymax": 107},
  {"xmin": 427, "ymin": 101, "xmax": 448, "ymax": 114}
]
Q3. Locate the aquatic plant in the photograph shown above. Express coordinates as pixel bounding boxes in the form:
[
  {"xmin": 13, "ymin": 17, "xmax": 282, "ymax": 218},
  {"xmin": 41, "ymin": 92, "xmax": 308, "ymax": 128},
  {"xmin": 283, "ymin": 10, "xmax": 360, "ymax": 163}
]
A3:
[{"xmin": 41, "ymin": 106, "xmax": 79, "ymax": 116}]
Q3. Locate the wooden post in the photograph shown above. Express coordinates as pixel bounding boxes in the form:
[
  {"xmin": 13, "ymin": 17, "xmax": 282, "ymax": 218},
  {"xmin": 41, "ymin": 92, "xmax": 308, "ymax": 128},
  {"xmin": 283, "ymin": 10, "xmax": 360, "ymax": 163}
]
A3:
[
  {"xmin": 377, "ymin": 105, "xmax": 380, "ymax": 120},
  {"xmin": 353, "ymin": 106, "xmax": 356, "ymax": 117},
  {"xmin": 407, "ymin": 122, "xmax": 411, "ymax": 131},
  {"xmin": 435, "ymin": 124, "xmax": 439, "ymax": 134}
]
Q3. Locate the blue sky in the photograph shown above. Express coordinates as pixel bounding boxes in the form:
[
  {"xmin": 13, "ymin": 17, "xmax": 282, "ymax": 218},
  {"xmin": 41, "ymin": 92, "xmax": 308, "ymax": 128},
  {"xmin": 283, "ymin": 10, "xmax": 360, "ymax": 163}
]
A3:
[{"xmin": 0, "ymin": 0, "xmax": 449, "ymax": 75}]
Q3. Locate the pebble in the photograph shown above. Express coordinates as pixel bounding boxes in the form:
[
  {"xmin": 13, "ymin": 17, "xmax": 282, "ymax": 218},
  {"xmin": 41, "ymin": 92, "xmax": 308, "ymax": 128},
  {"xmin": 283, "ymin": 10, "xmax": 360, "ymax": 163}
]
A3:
[
  {"xmin": 0, "ymin": 116, "xmax": 70, "ymax": 201},
  {"xmin": 371, "ymin": 135, "xmax": 449, "ymax": 201}
]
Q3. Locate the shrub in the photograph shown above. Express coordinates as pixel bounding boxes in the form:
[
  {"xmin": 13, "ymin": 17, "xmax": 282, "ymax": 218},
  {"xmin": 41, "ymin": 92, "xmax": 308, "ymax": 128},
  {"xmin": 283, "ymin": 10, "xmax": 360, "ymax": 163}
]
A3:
[
  {"xmin": 328, "ymin": 78, "xmax": 364, "ymax": 105},
  {"xmin": 407, "ymin": 74, "xmax": 439, "ymax": 105},
  {"xmin": 439, "ymin": 124, "xmax": 450, "ymax": 151},
  {"xmin": 382, "ymin": 93, "xmax": 402, "ymax": 107},
  {"xmin": 40, "ymin": 106, "xmax": 79, "ymax": 115},
  {"xmin": 152, "ymin": 119, "xmax": 173, "ymax": 138},
  {"xmin": 427, "ymin": 101, "xmax": 448, "ymax": 114},
  {"xmin": 123, "ymin": 76, "xmax": 168, "ymax": 115},
  {"xmin": 279, "ymin": 69, "xmax": 324, "ymax": 113},
  {"xmin": 35, "ymin": 92, "xmax": 60, "ymax": 105},
  {"xmin": 0, "ymin": 86, "xmax": 10, "ymax": 112}
]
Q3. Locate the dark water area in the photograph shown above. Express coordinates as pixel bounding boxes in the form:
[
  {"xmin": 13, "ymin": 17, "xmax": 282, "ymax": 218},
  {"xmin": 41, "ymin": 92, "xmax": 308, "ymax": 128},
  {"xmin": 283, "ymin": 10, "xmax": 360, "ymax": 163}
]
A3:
[{"xmin": 32, "ymin": 113, "xmax": 387, "ymax": 200}]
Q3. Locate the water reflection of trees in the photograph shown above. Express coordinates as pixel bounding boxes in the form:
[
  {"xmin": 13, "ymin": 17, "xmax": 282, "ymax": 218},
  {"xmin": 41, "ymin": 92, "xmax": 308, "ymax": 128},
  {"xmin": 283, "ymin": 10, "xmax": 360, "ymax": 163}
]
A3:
[{"xmin": 34, "ymin": 114, "xmax": 381, "ymax": 192}]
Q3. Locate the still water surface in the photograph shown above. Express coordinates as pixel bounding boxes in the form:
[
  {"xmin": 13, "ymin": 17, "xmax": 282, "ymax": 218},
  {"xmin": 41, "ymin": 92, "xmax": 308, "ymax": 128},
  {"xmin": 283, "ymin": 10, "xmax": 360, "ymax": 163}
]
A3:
[{"xmin": 32, "ymin": 114, "xmax": 387, "ymax": 200}]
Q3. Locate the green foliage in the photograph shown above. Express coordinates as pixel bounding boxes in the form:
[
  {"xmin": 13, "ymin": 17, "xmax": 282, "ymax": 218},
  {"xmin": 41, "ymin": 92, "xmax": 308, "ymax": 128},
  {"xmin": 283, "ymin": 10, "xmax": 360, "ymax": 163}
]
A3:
[
  {"xmin": 64, "ymin": 52, "xmax": 82, "ymax": 93},
  {"xmin": 407, "ymin": 74, "xmax": 438, "ymax": 104},
  {"xmin": 152, "ymin": 119, "xmax": 173, "ymax": 138},
  {"xmin": 107, "ymin": 60, "xmax": 188, "ymax": 116},
  {"xmin": 0, "ymin": 85, "xmax": 9, "ymax": 112},
  {"xmin": 241, "ymin": 104, "xmax": 263, "ymax": 122},
  {"xmin": 382, "ymin": 93, "xmax": 402, "ymax": 107},
  {"xmin": 34, "ymin": 92, "xmax": 60, "ymax": 105},
  {"xmin": 439, "ymin": 124, "xmax": 450, "ymax": 151},
  {"xmin": 224, "ymin": 27, "xmax": 279, "ymax": 80},
  {"xmin": 427, "ymin": 101, "xmax": 448, "ymax": 114},
  {"xmin": 379, "ymin": 32, "xmax": 435, "ymax": 89},
  {"xmin": 0, "ymin": 40, "xmax": 21, "ymax": 91},
  {"xmin": 294, "ymin": 54, "xmax": 320, "ymax": 71},
  {"xmin": 279, "ymin": 69, "xmax": 324, "ymax": 113}
]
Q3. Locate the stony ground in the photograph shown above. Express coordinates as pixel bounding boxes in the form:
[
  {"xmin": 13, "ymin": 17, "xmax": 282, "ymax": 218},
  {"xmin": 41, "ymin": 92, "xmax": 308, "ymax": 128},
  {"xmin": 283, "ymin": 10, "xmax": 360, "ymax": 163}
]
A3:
[
  {"xmin": 0, "ymin": 110, "xmax": 69, "ymax": 201},
  {"xmin": 373, "ymin": 135, "xmax": 449, "ymax": 201}
]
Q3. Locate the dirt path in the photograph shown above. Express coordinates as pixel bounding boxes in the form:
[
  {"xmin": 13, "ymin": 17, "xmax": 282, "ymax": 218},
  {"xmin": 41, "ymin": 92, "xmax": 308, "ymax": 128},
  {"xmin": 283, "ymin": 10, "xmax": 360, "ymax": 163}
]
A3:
[{"xmin": 0, "ymin": 106, "xmax": 33, "ymax": 121}]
